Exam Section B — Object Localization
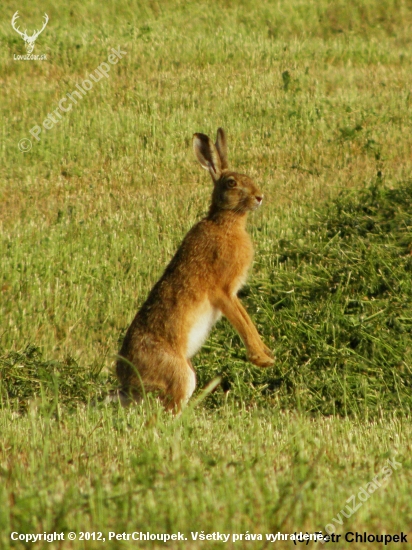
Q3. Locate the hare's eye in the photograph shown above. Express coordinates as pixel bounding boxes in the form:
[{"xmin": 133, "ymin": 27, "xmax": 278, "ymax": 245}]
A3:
[{"xmin": 227, "ymin": 179, "xmax": 237, "ymax": 188}]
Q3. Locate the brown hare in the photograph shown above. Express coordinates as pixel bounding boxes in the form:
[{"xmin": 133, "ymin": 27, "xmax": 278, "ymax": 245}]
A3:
[{"xmin": 116, "ymin": 128, "xmax": 274, "ymax": 411}]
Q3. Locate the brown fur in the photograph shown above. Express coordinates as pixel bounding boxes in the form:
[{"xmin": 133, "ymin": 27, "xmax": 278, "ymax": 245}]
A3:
[{"xmin": 116, "ymin": 128, "xmax": 274, "ymax": 411}]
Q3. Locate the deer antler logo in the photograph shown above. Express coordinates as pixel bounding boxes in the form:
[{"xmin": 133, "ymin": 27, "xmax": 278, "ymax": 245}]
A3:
[{"xmin": 11, "ymin": 11, "xmax": 49, "ymax": 54}]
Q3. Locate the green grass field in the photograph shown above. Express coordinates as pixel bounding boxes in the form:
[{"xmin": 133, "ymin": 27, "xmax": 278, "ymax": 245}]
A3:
[{"xmin": 1, "ymin": 0, "xmax": 412, "ymax": 547}]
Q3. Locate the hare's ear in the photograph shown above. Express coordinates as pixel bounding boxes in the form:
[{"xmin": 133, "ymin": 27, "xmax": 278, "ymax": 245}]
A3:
[
  {"xmin": 215, "ymin": 128, "xmax": 228, "ymax": 170},
  {"xmin": 193, "ymin": 133, "xmax": 222, "ymax": 183}
]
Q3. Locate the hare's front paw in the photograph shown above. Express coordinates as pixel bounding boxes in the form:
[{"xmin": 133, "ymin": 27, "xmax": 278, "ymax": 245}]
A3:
[
  {"xmin": 262, "ymin": 344, "xmax": 274, "ymax": 359},
  {"xmin": 248, "ymin": 351, "xmax": 275, "ymax": 368}
]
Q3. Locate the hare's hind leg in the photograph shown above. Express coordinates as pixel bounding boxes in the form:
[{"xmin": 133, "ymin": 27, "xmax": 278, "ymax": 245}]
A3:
[
  {"xmin": 118, "ymin": 388, "xmax": 143, "ymax": 407},
  {"xmin": 161, "ymin": 358, "xmax": 196, "ymax": 412},
  {"xmin": 185, "ymin": 359, "xmax": 197, "ymax": 404},
  {"xmin": 117, "ymin": 345, "xmax": 196, "ymax": 412}
]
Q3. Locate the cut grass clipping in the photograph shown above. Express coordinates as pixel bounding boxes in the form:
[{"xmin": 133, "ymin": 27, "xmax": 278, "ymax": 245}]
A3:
[
  {"xmin": 1, "ymin": 181, "xmax": 412, "ymax": 416},
  {"xmin": 192, "ymin": 179, "xmax": 412, "ymax": 416}
]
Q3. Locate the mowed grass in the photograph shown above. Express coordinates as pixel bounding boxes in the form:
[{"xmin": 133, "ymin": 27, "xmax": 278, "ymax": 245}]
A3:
[
  {"xmin": 1, "ymin": 404, "xmax": 411, "ymax": 549},
  {"xmin": 1, "ymin": 0, "xmax": 412, "ymax": 547}
]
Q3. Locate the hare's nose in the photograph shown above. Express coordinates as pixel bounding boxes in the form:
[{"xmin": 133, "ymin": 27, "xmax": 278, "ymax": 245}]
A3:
[{"xmin": 256, "ymin": 195, "xmax": 263, "ymax": 203}]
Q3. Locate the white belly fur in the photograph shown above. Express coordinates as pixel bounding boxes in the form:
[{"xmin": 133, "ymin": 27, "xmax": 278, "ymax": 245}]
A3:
[{"xmin": 186, "ymin": 302, "xmax": 221, "ymax": 358}]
